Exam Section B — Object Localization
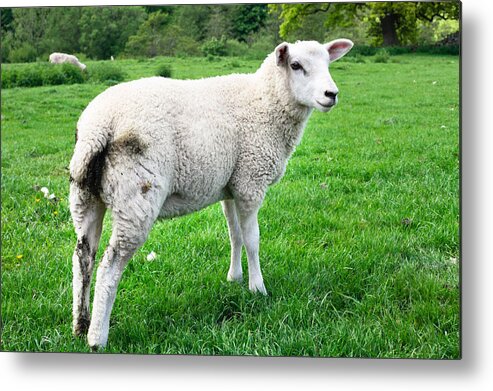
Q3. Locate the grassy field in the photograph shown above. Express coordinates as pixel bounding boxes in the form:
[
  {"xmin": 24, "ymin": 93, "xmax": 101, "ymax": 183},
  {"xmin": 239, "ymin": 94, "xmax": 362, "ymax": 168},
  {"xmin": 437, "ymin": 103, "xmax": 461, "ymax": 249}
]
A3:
[{"xmin": 1, "ymin": 54, "xmax": 460, "ymax": 357}]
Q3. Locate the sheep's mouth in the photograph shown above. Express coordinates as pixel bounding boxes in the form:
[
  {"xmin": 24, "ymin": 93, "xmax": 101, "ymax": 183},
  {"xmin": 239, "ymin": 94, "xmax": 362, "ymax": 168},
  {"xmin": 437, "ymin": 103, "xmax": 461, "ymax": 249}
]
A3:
[{"xmin": 316, "ymin": 100, "xmax": 335, "ymax": 108}]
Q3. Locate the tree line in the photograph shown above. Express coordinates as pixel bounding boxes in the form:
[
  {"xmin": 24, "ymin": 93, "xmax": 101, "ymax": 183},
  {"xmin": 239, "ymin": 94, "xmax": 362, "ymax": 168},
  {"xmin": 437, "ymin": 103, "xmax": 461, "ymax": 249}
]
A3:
[{"xmin": 0, "ymin": 3, "xmax": 459, "ymax": 63}]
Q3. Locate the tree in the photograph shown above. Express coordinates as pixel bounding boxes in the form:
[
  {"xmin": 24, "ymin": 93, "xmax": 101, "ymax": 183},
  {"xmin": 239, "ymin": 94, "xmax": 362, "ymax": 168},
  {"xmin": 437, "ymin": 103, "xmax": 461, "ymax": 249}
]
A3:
[
  {"xmin": 125, "ymin": 10, "xmax": 200, "ymax": 57},
  {"xmin": 125, "ymin": 10, "xmax": 171, "ymax": 57},
  {"xmin": 175, "ymin": 5, "xmax": 214, "ymax": 42},
  {"xmin": 1, "ymin": 8, "xmax": 14, "ymax": 33},
  {"xmin": 43, "ymin": 8, "xmax": 83, "ymax": 54},
  {"xmin": 5, "ymin": 8, "xmax": 52, "ymax": 62},
  {"xmin": 79, "ymin": 7, "xmax": 146, "ymax": 59},
  {"xmin": 273, "ymin": 1, "xmax": 460, "ymax": 46},
  {"xmin": 231, "ymin": 4, "xmax": 268, "ymax": 43}
]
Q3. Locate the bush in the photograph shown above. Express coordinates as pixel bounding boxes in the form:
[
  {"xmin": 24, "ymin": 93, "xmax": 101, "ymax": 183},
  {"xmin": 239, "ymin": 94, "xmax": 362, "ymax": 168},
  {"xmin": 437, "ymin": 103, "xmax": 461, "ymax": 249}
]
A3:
[
  {"xmin": 348, "ymin": 44, "xmax": 458, "ymax": 57},
  {"xmin": 348, "ymin": 45, "xmax": 378, "ymax": 57},
  {"xmin": 340, "ymin": 54, "xmax": 366, "ymax": 63},
  {"xmin": 156, "ymin": 63, "xmax": 172, "ymax": 78},
  {"xmin": 41, "ymin": 64, "xmax": 67, "ymax": 85},
  {"xmin": 201, "ymin": 36, "xmax": 228, "ymax": 57},
  {"xmin": 58, "ymin": 63, "xmax": 85, "ymax": 84},
  {"xmin": 224, "ymin": 39, "xmax": 249, "ymax": 57},
  {"xmin": 1, "ymin": 63, "xmax": 85, "ymax": 89},
  {"xmin": 245, "ymin": 35, "xmax": 273, "ymax": 60},
  {"xmin": 9, "ymin": 43, "xmax": 37, "ymax": 63},
  {"xmin": 1, "ymin": 67, "xmax": 19, "ymax": 89},
  {"xmin": 415, "ymin": 44, "xmax": 459, "ymax": 55},
  {"xmin": 206, "ymin": 54, "xmax": 220, "ymax": 62},
  {"xmin": 374, "ymin": 49, "xmax": 391, "ymax": 63},
  {"xmin": 86, "ymin": 62, "xmax": 125, "ymax": 83},
  {"xmin": 11, "ymin": 65, "xmax": 42, "ymax": 87}
]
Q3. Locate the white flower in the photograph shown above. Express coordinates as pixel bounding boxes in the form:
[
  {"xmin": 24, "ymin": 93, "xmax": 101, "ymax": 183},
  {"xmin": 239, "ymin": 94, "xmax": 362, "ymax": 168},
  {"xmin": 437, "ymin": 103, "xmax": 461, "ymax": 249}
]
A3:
[
  {"xmin": 40, "ymin": 187, "xmax": 49, "ymax": 197},
  {"xmin": 146, "ymin": 251, "xmax": 157, "ymax": 261},
  {"xmin": 48, "ymin": 193, "xmax": 56, "ymax": 200}
]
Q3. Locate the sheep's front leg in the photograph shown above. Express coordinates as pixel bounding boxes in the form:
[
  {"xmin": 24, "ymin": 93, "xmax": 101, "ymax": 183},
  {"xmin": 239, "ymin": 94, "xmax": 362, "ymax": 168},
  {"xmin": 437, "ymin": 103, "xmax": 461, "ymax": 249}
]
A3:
[
  {"xmin": 221, "ymin": 200, "xmax": 243, "ymax": 282},
  {"xmin": 235, "ymin": 201, "xmax": 267, "ymax": 295}
]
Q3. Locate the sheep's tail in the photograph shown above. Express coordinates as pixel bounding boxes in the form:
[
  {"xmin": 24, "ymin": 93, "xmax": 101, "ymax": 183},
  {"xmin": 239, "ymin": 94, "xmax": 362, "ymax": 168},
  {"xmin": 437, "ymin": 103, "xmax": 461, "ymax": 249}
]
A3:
[{"xmin": 69, "ymin": 129, "xmax": 110, "ymax": 196}]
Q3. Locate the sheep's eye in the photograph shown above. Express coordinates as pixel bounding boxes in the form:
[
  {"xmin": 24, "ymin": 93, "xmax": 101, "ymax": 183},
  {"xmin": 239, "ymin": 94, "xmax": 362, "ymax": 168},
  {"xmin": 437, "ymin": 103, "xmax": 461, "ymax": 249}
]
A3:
[{"xmin": 290, "ymin": 62, "xmax": 303, "ymax": 71}]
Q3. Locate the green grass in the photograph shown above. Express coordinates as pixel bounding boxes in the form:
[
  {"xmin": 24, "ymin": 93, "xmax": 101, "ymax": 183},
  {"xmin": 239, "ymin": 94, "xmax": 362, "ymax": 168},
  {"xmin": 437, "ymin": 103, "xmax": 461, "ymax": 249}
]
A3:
[{"xmin": 1, "ymin": 54, "xmax": 460, "ymax": 357}]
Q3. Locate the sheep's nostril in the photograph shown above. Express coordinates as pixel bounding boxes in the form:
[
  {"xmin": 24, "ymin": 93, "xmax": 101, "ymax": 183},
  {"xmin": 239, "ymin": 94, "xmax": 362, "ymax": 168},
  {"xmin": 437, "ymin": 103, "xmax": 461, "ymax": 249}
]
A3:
[{"xmin": 324, "ymin": 91, "xmax": 338, "ymax": 99}]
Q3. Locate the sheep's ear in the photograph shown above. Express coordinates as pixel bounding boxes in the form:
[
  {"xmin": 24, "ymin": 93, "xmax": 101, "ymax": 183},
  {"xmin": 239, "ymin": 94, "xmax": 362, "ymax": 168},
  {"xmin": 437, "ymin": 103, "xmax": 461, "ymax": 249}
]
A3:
[
  {"xmin": 275, "ymin": 42, "xmax": 289, "ymax": 66},
  {"xmin": 325, "ymin": 39, "xmax": 354, "ymax": 63}
]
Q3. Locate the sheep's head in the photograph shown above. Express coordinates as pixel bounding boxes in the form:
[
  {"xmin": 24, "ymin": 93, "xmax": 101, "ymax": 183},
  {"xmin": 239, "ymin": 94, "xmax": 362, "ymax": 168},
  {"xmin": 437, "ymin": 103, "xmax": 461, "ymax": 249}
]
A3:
[{"xmin": 275, "ymin": 39, "xmax": 353, "ymax": 112}]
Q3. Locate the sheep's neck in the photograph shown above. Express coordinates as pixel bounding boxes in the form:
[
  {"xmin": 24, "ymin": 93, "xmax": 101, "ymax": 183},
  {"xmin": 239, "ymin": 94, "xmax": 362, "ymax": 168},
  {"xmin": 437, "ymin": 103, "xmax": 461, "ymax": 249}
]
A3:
[{"xmin": 255, "ymin": 64, "xmax": 313, "ymax": 155}]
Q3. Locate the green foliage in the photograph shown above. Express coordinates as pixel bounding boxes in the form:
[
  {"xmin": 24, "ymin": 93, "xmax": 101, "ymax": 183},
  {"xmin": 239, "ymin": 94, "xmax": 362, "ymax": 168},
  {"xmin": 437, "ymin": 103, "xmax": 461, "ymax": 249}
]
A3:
[
  {"xmin": 340, "ymin": 53, "xmax": 366, "ymax": 64},
  {"xmin": 1, "ymin": 8, "xmax": 14, "ymax": 33},
  {"xmin": 8, "ymin": 42, "xmax": 38, "ymax": 63},
  {"xmin": 1, "ymin": 63, "xmax": 84, "ymax": 89},
  {"xmin": 79, "ymin": 7, "xmax": 146, "ymax": 60},
  {"xmin": 230, "ymin": 4, "xmax": 268, "ymax": 42},
  {"xmin": 57, "ymin": 63, "xmax": 86, "ymax": 85},
  {"xmin": 41, "ymin": 8, "xmax": 83, "ymax": 55},
  {"xmin": 348, "ymin": 45, "xmax": 378, "ymax": 57},
  {"xmin": 174, "ymin": 5, "xmax": 214, "ymax": 42},
  {"xmin": 0, "ymin": 3, "xmax": 460, "ymax": 65},
  {"xmin": 374, "ymin": 48, "xmax": 391, "ymax": 63},
  {"xmin": 86, "ymin": 62, "xmax": 125, "ymax": 84},
  {"xmin": 156, "ymin": 63, "xmax": 172, "ymax": 78},
  {"xmin": 125, "ymin": 10, "xmax": 171, "ymax": 57},
  {"xmin": 274, "ymin": 2, "xmax": 460, "ymax": 47},
  {"xmin": 125, "ymin": 12, "xmax": 201, "ymax": 58},
  {"xmin": 201, "ymin": 36, "xmax": 228, "ymax": 57}
]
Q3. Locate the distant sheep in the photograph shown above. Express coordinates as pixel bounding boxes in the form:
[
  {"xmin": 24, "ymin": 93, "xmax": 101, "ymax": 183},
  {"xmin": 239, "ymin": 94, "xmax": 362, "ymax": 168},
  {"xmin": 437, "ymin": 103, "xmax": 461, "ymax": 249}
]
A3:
[
  {"xmin": 69, "ymin": 39, "xmax": 353, "ymax": 349},
  {"xmin": 49, "ymin": 52, "xmax": 86, "ymax": 70}
]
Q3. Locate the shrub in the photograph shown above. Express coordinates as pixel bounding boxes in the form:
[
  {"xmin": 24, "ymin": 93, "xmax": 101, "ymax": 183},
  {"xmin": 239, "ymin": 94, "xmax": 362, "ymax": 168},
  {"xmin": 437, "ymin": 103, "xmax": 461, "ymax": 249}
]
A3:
[
  {"xmin": 59, "ymin": 63, "xmax": 85, "ymax": 84},
  {"xmin": 228, "ymin": 60, "xmax": 241, "ymax": 68},
  {"xmin": 86, "ymin": 63, "xmax": 125, "ymax": 83},
  {"xmin": 9, "ymin": 43, "xmax": 37, "ymax": 63},
  {"xmin": 206, "ymin": 54, "xmax": 220, "ymax": 62},
  {"xmin": 156, "ymin": 63, "xmax": 172, "ymax": 78},
  {"xmin": 225, "ymin": 39, "xmax": 249, "ymax": 57},
  {"xmin": 42, "ymin": 64, "xmax": 67, "ymax": 85},
  {"xmin": 12, "ymin": 64, "xmax": 43, "ymax": 87},
  {"xmin": 245, "ymin": 35, "xmax": 273, "ymax": 60},
  {"xmin": 349, "ymin": 45, "xmax": 378, "ymax": 57},
  {"xmin": 1, "ymin": 67, "xmax": 19, "ymax": 89},
  {"xmin": 415, "ymin": 44, "xmax": 459, "ymax": 55},
  {"xmin": 340, "ymin": 54, "xmax": 366, "ymax": 63},
  {"xmin": 386, "ymin": 46, "xmax": 412, "ymax": 55},
  {"xmin": 201, "ymin": 36, "xmax": 228, "ymax": 57},
  {"xmin": 374, "ymin": 49, "xmax": 391, "ymax": 63},
  {"xmin": 2, "ymin": 63, "xmax": 85, "ymax": 89}
]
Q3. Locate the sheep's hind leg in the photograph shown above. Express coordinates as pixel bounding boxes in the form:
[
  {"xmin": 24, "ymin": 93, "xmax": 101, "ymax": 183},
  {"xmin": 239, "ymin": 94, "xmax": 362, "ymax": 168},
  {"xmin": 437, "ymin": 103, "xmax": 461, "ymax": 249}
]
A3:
[
  {"xmin": 87, "ymin": 201, "xmax": 162, "ymax": 350},
  {"xmin": 69, "ymin": 184, "xmax": 106, "ymax": 336},
  {"xmin": 87, "ymin": 179, "xmax": 166, "ymax": 350},
  {"xmin": 221, "ymin": 200, "xmax": 243, "ymax": 282},
  {"xmin": 235, "ymin": 200, "xmax": 267, "ymax": 295}
]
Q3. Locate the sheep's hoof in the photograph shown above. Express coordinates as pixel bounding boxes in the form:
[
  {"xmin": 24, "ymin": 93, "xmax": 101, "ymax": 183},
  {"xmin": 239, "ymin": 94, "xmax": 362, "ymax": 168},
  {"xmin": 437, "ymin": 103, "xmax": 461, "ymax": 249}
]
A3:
[
  {"xmin": 73, "ymin": 318, "xmax": 90, "ymax": 337},
  {"xmin": 249, "ymin": 279, "xmax": 268, "ymax": 296},
  {"xmin": 227, "ymin": 271, "xmax": 243, "ymax": 283},
  {"xmin": 89, "ymin": 344, "xmax": 102, "ymax": 353}
]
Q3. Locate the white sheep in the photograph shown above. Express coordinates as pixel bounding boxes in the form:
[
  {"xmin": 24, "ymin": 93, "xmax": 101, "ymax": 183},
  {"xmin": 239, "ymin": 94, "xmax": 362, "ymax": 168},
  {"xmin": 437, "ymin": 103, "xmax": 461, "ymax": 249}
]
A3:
[
  {"xmin": 49, "ymin": 52, "xmax": 87, "ymax": 70},
  {"xmin": 69, "ymin": 39, "xmax": 353, "ymax": 349}
]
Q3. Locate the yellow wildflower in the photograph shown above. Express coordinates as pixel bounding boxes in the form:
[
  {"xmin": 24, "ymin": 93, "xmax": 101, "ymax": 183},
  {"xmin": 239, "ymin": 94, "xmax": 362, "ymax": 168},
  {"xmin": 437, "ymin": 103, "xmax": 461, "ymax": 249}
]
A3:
[{"xmin": 16, "ymin": 254, "xmax": 23, "ymax": 260}]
